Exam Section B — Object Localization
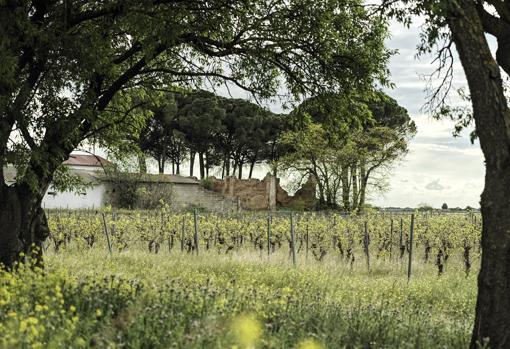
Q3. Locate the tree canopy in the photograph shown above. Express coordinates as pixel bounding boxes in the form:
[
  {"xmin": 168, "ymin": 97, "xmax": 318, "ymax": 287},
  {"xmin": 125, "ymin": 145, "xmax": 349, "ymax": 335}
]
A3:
[
  {"xmin": 0, "ymin": 0, "xmax": 391, "ymax": 267},
  {"xmin": 281, "ymin": 91, "xmax": 415, "ymax": 211},
  {"xmin": 125, "ymin": 90, "xmax": 288, "ymax": 179}
]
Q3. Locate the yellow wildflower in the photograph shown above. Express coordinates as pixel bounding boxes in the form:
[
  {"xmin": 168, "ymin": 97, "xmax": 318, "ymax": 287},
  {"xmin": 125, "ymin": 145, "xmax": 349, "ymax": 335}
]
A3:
[{"xmin": 232, "ymin": 313, "xmax": 262, "ymax": 349}]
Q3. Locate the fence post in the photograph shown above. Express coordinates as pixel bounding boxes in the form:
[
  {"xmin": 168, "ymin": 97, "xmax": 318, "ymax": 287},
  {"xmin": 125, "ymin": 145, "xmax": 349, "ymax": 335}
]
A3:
[
  {"xmin": 364, "ymin": 221, "xmax": 370, "ymax": 272},
  {"xmin": 193, "ymin": 210, "xmax": 199, "ymax": 255},
  {"xmin": 408, "ymin": 214, "xmax": 415, "ymax": 282},
  {"xmin": 181, "ymin": 215, "xmax": 185, "ymax": 252},
  {"xmin": 389, "ymin": 218, "xmax": 394, "ymax": 259},
  {"xmin": 101, "ymin": 213, "xmax": 112, "ymax": 255},
  {"xmin": 399, "ymin": 217, "xmax": 404, "ymax": 260},
  {"xmin": 306, "ymin": 218, "xmax": 309, "ymax": 260},
  {"xmin": 267, "ymin": 214, "xmax": 272, "ymax": 257},
  {"xmin": 290, "ymin": 212, "xmax": 297, "ymax": 267}
]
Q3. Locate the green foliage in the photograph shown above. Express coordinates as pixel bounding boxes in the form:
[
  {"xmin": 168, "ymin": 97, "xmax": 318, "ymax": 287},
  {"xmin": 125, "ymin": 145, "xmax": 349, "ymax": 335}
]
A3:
[
  {"xmin": 0, "ymin": 237, "xmax": 476, "ymax": 348},
  {"xmin": 418, "ymin": 203, "xmax": 435, "ymax": 212},
  {"xmin": 50, "ymin": 165, "xmax": 95, "ymax": 195},
  {"xmin": 0, "ymin": 0, "xmax": 391, "ymax": 193},
  {"xmin": 199, "ymin": 177, "xmax": 214, "ymax": 190},
  {"xmin": 281, "ymin": 91, "xmax": 415, "ymax": 210},
  {"xmin": 131, "ymin": 90, "xmax": 290, "ymax": 179},
  {"xmin": 104, "ymin": 171, "xmax": 173, "ymax": 210}
]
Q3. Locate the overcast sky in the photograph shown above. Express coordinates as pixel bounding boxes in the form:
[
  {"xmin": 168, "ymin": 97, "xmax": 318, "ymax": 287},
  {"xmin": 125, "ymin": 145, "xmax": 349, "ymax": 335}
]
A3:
[{"xmin": 372, "ymin": 20, "xmax": 486, "ymax": 209}]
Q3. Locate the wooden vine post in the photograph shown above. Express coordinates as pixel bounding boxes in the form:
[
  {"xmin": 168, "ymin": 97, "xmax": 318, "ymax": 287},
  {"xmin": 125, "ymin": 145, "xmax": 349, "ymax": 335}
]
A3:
[
  {"xmin": 193, "ymin": 210, "xmax": 199, "ymax": 255},
  {"xmin": 305, "ymin": 217, "xmax": 309, "ymax": 260},
  {"xmin": 389, "ymin": 218, "xmax": 394, "ymax": 259},
  {"xmin": 267, "ymin": 214, "xmax": 272, "ymax": 257},
  {"xmin": 290, "ymin": 212, "xmax": 297, "ymax": 267},
  {"xmin": 180, "ymin": 215, "xmax": 185, "ymax": 252},
  {"xmin": 101, "ymin": 212, "xmax": 112, "ymax": 255},
  {"xmin": 363, "ymin": 221, "xmax": 370, "ymax": 272},
  {"xmin": 407, "ymin": 214, "xmax": 415, "ymax": 282}
]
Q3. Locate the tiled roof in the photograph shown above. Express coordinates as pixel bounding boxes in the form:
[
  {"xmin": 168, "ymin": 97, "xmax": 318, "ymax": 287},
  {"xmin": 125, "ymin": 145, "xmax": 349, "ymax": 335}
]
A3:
[
  {"xmin": 2, "ymin": 166, "xmax": 99, "ymax": 184},
  {"xmin": 64, "ymin": 154, "xmax": 111, "ymax": 167}
]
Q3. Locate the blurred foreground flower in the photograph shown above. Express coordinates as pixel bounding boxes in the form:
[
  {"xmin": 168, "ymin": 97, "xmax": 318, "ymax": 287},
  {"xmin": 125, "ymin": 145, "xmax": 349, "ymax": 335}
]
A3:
[
  {"xmin": 297, "ymin": 338, "xmax": 324, "ymax": 349},
  {"xmin": 232, "ymin": 313, "xmax": 262, "ymax": 349}
]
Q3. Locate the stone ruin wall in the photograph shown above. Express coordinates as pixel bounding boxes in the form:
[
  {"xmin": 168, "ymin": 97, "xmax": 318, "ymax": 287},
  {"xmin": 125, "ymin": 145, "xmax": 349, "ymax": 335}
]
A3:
[{"xmin": 210, "ymin": 174, "xmax": 317, "ymax": 210}]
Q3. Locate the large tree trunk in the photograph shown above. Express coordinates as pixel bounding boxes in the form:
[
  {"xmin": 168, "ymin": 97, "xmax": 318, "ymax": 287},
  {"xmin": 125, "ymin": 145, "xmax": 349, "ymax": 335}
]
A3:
[
  {"xmin": 248, "ymin": 158, "xmax": 256, "ymax": 179},
  {"xmin": 0, "ymin": 184, "xmax": 49, "ymax": 268},
  {"xmin": 158, "ymin": 157, "xmax": 165, "ymax": 174},
  {"xmin": 205, "ymin": 151, "xmax": 209, "ymax": 178},
  {"xmin": 232, "ymin": 159, "xmax": 238, "ymax": 177},
  {"xmin": 225, "ymin": 153, "xmax": 230, "ymax": 177},
  {"xmin": 448, "ymin": 2, "xmax": 510, "ymax": 348}
]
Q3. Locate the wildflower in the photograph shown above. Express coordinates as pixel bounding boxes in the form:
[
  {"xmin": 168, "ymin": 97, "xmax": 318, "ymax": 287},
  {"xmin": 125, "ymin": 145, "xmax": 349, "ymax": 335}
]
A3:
[
  {"xmin": 232, "ymin": 313, "xmax": 262, "ymax": 349},
  {"xmin": 297, "ymin": 339, "xmax": 324, "ymax": 349}
]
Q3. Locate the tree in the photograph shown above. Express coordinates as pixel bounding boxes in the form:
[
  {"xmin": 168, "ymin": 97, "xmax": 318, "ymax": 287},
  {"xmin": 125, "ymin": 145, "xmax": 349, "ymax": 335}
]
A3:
[
  {"xmin": 283, "ymin": 91, "xmax": 414, "ymax": 211},
  {"xmin": 177, "ymin": 90, "xmax": 225, "ymax": 179},
  {"xmin": 418, "ymin": 202, "xmax": 434, "ymax": 212},
  {"xmin": 381, "ymin": 1, "xmax": 510, "ymax": 346},
  {"xmin": 0, "ymin": 0, "xmax": 391, "ymax": 268},
  {"xmin": 280, "ymin": 122, "xmax": 338, "ymax": 208},
  {"xmin": 259, "ymin": 113, "xmax": 291, "ymax": 178},
  {"xmin": 286, "ymin": 92, "xmax": 370, "ymax": 209},
  {"xmin": 350, "ymin": 92, "xmax": 416, "ymax": 211},
  {"xmin": 350, "ymin": 126, "xmax": 411, "ymax": 211},
  {"xmin": 442, "ymin": 203, "xmax": 448, "ymax": 210},
  {"xmin": 139, "ymin": 95, "xmax": 188, "ymax": 174},
  {"xmin": 218, "ymin": 98, "xmax": 280, "ymax": 179}
]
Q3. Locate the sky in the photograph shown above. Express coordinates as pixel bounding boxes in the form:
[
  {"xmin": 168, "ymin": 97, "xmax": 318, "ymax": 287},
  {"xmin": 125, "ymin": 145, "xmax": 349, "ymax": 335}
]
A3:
[{"xmin": 372, "ymin": 20, "xmax": 486, "ymax": 209}]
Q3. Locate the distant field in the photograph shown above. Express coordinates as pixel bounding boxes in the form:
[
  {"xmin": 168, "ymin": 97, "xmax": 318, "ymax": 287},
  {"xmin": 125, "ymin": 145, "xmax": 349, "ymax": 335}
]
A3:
[{"xmin": 0, "ymin": 211, "xmax": 479, "ymax": 348}]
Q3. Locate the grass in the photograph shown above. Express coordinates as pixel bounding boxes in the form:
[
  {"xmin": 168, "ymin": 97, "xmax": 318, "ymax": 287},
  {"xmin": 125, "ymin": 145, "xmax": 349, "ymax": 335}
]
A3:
[{"xmin": 0, "ymin": 248, "xmax": 477, "ymax": 348}]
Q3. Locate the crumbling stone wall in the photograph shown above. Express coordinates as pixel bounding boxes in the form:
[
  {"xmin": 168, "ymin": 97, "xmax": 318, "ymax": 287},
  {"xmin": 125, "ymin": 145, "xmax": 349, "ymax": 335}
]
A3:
[{"xmin": 210, "ymin": 174, "xmax": 316, "ymax": 210}]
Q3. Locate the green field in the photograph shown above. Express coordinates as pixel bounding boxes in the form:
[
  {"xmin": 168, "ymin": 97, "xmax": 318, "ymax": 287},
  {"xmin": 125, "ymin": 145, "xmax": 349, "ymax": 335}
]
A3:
[{"xmin": 0, "ymin": 246, "xmax": 476, "ymax": 349}]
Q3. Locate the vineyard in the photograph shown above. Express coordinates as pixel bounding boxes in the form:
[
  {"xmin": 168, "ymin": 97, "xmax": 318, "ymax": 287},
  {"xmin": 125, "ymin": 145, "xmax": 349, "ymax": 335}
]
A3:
[
  {"xmin": 0, "ymin": 209, "xmax": 480, "ymax": 348},
  {"xmin": 47, "ymin": 209, "xmax": 481, "ymax": 278}
]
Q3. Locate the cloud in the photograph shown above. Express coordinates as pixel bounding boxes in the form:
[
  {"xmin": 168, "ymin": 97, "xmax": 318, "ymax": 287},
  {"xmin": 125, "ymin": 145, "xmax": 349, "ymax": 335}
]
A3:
[
  {"xmin": 425, "ymin": 179, "xmax": 449, "ymax": 191},
  {"xmin": 368, "ymin": 19, "xmax": 487, "ymax": 208}
]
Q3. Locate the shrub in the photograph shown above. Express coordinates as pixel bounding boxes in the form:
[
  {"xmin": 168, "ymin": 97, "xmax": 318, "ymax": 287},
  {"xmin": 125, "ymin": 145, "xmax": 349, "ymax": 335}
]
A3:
[{"xmin": 104, "ymin": 172, "xmax": 173, "ymax": 210}]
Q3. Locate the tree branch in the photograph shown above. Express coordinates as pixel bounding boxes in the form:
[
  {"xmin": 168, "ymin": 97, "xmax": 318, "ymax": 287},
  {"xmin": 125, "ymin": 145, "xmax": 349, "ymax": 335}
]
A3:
[{"xmin": 476, "ymin": 2, "xmax": 507, "ymax": 37}]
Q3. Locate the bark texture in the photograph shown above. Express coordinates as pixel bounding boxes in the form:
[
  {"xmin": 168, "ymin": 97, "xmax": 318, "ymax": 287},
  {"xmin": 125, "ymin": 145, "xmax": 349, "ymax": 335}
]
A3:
[
  {"xmin": 448, "ymin": 2, "xmax": 510, "ymax": 347},
  {"xmin": 0, "ymin": 185, "xmax": 49, "ymax": 268}
]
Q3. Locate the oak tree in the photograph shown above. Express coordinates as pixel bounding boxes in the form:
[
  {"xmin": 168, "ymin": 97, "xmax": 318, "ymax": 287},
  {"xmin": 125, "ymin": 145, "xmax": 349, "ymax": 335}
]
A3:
[{"xmin": 0, "ymin": 0, "xmax": 389, "ymax": 267}]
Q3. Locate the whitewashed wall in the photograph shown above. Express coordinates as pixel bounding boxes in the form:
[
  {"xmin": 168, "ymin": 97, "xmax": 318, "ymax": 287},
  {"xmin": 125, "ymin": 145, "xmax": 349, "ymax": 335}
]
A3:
[{"xmin": 42, "ymin": 184, "xmax": 106, "ymax": 209}]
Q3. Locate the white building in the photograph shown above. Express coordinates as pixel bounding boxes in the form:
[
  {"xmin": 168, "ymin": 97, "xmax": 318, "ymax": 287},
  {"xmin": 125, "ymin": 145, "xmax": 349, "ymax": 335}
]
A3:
[
  {"xmin": 43, "ymin": 154, "xmax": 109, "ymax": 209},
  {"xmin": 3, "ymin": 154, "xmax": 109, "ymax": 209},
  {"xmin": 3, "ymin": 154, "xmax": 237, "ymax": 211}
]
